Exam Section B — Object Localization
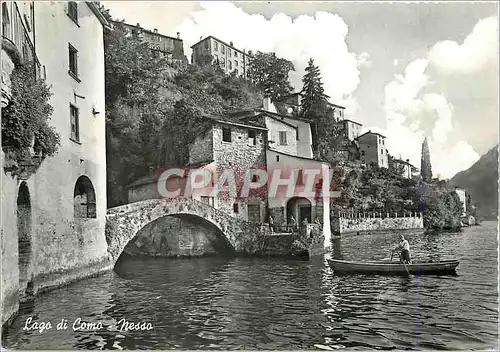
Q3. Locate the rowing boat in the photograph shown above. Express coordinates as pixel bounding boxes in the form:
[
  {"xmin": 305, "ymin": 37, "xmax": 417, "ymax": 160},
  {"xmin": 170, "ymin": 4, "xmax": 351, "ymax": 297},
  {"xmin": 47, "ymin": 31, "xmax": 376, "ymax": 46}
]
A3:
[{"xmin": 327, "ymin": 259, "xmax": 459, "ymax": 275}]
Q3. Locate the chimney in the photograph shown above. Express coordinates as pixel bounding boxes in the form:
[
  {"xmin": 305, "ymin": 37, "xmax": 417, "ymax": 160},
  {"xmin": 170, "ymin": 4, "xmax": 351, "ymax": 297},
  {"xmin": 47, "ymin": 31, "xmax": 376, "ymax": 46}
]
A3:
[
  {"xmin": 177, "ymin": 32, "xmax": 180, "ymax": 39},
  {"xmin": 262, "ymin": 95, "xmax": 277, "ymax": 114},
  {"xmin": 230, "ymin": 41, "xmax": 233, "ymax": 46},
  {"xmin": 200, "ymin": 36, "xmax": 202, "ymax": 41},
  {"xmin": 154, "ymin": 28, "xmax": 158, "ymax": 33},
  {"xmin": 136, "ymin": 23, "xmax": 140, "ymax": 27}
]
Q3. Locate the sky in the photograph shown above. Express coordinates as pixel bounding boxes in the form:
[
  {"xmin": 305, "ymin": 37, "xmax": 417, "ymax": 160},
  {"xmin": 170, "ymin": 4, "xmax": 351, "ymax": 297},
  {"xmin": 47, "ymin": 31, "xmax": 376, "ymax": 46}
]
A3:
[{"xmin": 102, "ymin": 1, "xmax": 499, "ymax": 179}]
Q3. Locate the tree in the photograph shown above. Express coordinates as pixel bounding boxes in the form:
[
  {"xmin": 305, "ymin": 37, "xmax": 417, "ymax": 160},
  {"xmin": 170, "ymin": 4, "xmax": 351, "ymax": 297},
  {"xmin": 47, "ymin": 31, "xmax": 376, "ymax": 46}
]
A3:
[
  {"xmin": 421, "ymin": 137, "xmax": 433, "ymax": 182},
  {"xmin": 299, "ymin": 59, "xmax": 335, "ymax": 154},
  {"xmin": 248, "ymin": 51, "xmax": 294, "ymax": 102},
  {"xmin": 103, "ymin": 14, "xmax": 263, "ymax": 206},
  {"xmin": 300, "ymin": 58, "xmax": 329, "ymax": 116}
]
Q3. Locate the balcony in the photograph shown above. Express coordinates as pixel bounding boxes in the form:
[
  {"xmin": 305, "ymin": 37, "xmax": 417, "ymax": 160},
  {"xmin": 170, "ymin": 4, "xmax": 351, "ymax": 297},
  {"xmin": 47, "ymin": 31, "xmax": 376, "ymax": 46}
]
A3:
[{"xmin": 2, "ymin": 2, "xmax": 41, "ymax": 104}]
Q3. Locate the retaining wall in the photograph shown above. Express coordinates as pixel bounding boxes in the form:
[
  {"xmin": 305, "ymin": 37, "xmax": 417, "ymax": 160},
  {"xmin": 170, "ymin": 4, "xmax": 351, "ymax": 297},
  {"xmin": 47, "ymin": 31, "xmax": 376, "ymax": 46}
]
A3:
[{"xmin": 332, "ymin": 215, "xmax": 423, "ymax": 235}]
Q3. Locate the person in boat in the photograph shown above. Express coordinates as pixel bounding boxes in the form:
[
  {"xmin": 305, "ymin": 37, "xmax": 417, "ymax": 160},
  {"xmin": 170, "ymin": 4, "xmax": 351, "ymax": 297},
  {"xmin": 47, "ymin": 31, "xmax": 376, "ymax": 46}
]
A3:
[{"xmin": 393, "ymin": 234, "xmax": 411, "ymax": 263}]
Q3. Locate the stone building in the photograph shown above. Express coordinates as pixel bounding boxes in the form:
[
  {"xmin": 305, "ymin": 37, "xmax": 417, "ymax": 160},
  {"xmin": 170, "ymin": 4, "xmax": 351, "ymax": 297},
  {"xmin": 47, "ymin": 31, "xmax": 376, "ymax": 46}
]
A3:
[
  {"xmin": 190, "ymin": 35, "xmax": 251, "ymax": 77},
  {"xmin": 1, "ymin": 1, "xmax": 110, "ymax": 328},
  {"xmin": 114, "ymin": 21, "xmax": 187, "ymax": 65},
  {"xmin": 235, "ymin": 98, "xmax": 332, "ymax": 236},
  {"xmin": 187, "ymin": 119, "xmax": 269, "ymax": 222},
  {"xmin": 357, "ymin": 131, "xmax": 389, "ymax": 168}
]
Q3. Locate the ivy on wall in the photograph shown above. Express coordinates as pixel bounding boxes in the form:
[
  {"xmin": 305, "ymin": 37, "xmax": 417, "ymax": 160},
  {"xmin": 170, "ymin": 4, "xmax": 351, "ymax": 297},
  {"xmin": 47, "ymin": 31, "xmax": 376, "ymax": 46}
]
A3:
[{"xmin": 2, "ymin": 62, "xmax": 60, "ymax": 160}]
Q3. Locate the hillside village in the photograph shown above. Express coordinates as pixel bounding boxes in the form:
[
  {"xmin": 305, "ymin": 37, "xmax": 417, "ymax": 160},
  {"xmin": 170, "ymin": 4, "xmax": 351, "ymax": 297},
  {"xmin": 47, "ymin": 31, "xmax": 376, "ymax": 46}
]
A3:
[{"xmin": 0, "ymin": 1, "xmax": 489, "ymax": 335}]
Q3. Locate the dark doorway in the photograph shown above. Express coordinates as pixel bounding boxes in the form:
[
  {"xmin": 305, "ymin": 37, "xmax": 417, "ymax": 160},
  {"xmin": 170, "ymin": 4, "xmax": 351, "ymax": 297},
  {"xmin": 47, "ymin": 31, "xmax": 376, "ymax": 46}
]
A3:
[
  {"xmin": 17, "ymin": 182, "xmax": 32, "ymax": 297},
  {"xmin": 299, "ymin": 205, "xmax": 312, "ymax": 224},
  {"xmin": 286, "ymin": 197, "xmax": 312, "ymax": 224}
]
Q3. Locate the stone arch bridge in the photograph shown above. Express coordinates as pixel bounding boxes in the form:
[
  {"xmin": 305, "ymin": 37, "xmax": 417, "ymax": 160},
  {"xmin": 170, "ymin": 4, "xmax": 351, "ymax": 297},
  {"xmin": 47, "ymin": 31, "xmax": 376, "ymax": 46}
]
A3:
[{"xmin": 105, "ymin": 198, "xmax": 264, "ymax": 262}]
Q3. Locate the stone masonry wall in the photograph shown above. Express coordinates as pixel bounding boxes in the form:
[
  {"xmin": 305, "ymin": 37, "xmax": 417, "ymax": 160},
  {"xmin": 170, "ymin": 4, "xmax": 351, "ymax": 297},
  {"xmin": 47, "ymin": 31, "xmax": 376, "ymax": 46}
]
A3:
[
  {"xmin": 189, "ymin": 130, "xmax": 214, "ymax": 164},
  {"xmin": 332, "ymin": 216, "xmax": 424, "ymax": 235},
  {"xmin": 212, "ymin": 123, "xmax": 267, "ymax": 221}
]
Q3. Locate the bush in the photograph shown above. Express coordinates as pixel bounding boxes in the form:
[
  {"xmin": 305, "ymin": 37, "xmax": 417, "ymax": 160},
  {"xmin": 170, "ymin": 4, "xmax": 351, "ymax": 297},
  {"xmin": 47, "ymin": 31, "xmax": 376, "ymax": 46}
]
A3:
[{"xmin": 2, "ymin": 62, "xmax": 59, "ymax": 158}]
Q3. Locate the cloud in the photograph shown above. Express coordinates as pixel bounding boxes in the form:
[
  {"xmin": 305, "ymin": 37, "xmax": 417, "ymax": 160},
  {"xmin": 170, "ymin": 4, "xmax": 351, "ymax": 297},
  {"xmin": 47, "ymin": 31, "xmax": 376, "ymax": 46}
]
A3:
[
  {"xmin": 177, "ymin": 1, "xmax": 366, "ymax": 112},
  {"xmin": 384, "ymin": 58, "xmax": 430, "ymax": 116},
  {"xmin": 428, "ymin": 16, "xmax": 498, "ymax": 74},
  {"xmin": 380, "ymin": 16, "xmax": 496, "ymax": 179}
]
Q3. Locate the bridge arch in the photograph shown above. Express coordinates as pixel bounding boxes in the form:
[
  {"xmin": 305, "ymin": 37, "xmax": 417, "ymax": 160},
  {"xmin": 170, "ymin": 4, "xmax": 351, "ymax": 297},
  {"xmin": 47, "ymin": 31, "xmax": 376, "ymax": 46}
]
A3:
[
  {"xmin": 120, "ymin": 213, "xmax": 234, "ymax": 259},
  {"xmin": 105, "ymin": 198, "xmax": 259, "ymax": 263}
]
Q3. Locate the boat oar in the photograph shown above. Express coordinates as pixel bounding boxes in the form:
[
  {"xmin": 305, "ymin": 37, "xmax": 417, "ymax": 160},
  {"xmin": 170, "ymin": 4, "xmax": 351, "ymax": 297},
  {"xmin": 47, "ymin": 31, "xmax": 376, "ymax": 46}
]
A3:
[{"xmin": 399, "ymin": 253, "xmax": 410, "ymax": 276}]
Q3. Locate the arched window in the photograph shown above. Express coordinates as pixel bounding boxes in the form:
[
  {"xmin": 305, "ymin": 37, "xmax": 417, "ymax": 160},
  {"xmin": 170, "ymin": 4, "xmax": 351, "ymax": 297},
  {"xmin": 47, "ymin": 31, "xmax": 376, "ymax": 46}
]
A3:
[{"xmin": 74, "ymin": 176, "xmax": 96, "ymax": 218}]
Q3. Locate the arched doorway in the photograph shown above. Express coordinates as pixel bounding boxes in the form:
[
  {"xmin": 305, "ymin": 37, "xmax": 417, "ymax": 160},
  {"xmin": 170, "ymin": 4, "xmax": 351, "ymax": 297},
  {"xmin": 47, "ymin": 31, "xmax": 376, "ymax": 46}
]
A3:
[
  {"xmin": 74, "ymin": 176, "xmax": 96, "ymax": 218},
  {"xmin": 286, "ymin": 197, "xmax": 312, "ymax": 225},
  {"xmin": 17, "ymin": 182, "xmax": 32, "ymax": 296}
]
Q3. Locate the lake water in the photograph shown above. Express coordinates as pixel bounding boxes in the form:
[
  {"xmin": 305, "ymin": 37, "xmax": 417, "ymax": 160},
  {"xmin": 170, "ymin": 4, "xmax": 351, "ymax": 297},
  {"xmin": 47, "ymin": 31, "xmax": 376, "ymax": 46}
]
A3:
[{"xmin": 3, "ymin": 221, "xmax": 498, "ymax": 350}]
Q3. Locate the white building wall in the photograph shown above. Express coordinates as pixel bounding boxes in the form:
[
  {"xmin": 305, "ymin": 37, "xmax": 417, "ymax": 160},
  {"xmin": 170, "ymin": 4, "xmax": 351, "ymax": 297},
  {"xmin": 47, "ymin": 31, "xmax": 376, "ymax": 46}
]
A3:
[
  {"xmin": 265, "ymin": 116, "xmax": 298, "ymax": 156},
  {"xmin": 30, "ymin": 1, "xmax": 109, "ymax": 283},
  {"xmin": 282, "ymin": 117, "xmax": 313, "ymax": 158}
]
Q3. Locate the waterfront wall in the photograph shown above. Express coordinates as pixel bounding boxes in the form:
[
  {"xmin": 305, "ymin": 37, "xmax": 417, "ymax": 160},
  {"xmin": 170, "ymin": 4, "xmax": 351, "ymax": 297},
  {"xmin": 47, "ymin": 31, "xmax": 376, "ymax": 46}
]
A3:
[
  {"xmin": 2, "ymin": 3, "xmax": 111, "ymax": 329},
  {"xmin": 1, "ymin": 153, "xmax": 20, "ymax": 328},
  {"xmin": 332, "ymin": 213, "xmax": 423, "ymax": 235}
]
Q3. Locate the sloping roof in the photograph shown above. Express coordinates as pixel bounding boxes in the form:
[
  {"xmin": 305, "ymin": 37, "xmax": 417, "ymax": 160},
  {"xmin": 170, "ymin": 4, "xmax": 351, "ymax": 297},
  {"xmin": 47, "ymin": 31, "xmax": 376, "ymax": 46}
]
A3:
[
  {"xmin": 127, "ymin": 160, "xmax": 214, "ymax": 188},
  {"xmin": 190, "ymin": 35, "xmax": 250, "ymax": 57},
  {"xmin": 342, "ymin": 119, "xmax": 363, "ymax": 126},
  {"xmin": 267, "ymin": 147, "xmax": 330, "ymax": 164},
  {"xmin": 279, "ymin": 92, "xmax": 346, "ymax": 109},
  {"xmin": 87, "ymin": 2, "xmax": 111, "ymax": 29},
  {"xmin": 240, "ymin": 113, "xmax": 298, "ymax": 130},
  {"xmin": 114, "ymin": 21, "xmax": 182, "ymax": 42},
  {"xmin": 394, "ymin": 158, "xmax": 417, "ymax": 169},
  {"xmin": 255, "ymin": 109, "xmax": 314, "ymax": 123},
  {"xmin": 214, "ymin": 118, "xmax": 267, "ymax": 131},
  {"xmin": 356, "ymin": 130, "xmax": 386, "ymax": 139}
]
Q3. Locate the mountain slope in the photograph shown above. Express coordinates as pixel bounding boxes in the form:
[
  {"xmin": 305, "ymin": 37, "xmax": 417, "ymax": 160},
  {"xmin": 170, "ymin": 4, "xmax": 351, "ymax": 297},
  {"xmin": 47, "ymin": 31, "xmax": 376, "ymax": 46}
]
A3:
[{"xmin": 450, "ymin": 144, "xmax": 498, "ymax": 220}]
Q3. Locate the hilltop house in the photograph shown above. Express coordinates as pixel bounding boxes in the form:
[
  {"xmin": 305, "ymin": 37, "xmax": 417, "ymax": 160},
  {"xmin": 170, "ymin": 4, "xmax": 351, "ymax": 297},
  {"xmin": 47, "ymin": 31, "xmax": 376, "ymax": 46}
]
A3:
[
  {"xmin": 388, "ymin": 156, "xmax": 417, "ymax": 179},
  {"xmin": 357, "ymin": 131, "xmax": 389, "ymax": 168},
  {"xmin": 275, "ymin": 92, "xmax": 346, "ymax": 122},
  {"xmin": 115, "ymin": 21, "xmax": 187, "ymax": 65},
  {"xmin": 190, "ymin": 35, "xmax": 252, "ymax": 78}
]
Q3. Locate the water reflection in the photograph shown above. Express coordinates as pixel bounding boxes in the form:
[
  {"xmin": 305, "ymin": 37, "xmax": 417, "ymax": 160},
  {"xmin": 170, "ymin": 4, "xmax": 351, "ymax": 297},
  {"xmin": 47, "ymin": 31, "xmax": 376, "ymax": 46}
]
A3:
[{"xmin": 2, "ymin": 222, "xmax": 498, "ymax": 350}]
